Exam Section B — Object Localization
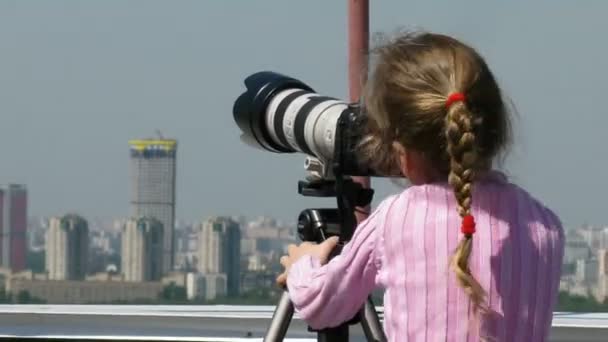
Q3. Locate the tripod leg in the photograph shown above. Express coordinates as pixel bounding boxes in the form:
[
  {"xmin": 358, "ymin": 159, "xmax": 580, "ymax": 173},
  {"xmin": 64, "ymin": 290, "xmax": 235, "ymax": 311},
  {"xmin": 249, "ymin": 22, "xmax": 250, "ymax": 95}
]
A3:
[
  {"xmin": 264, "ymin": 291, "xmax": 294, "ymax": 342},
  {"xmin": 359, "ymin": 297, "xmax": 386, "ymax": 342}
]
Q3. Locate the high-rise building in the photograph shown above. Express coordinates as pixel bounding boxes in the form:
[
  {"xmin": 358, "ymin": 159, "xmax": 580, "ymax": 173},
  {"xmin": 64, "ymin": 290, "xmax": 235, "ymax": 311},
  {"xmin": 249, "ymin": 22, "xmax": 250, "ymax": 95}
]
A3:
[
  {"xmin": 602, "ymin": 227, "xmax": 608, "ymax": 250},
  {"xmin": 596, "ymin": 249, "xmax": 608, "ymax": 301},
  {"xmin": 186, "ymin": 272, "xmax": 227, "ymax": 301},
  {"xmin": 575, "ymin": 258, "xmax": 599, "ymax": 284},
  {"xmin": 0, "ymin": 184, "xmax": 27, "ymax": 272},
  {"xmin": 122, "ymin": 217, "xmax": 164, "ymax": 282},
  {"xmin": 129, "ymin": 138, "xmax": 177, "ymax": 274},
  {"xmin": 46, "ymin": 214, "xmax": 89, "ymax": 280},
  {"xmin": 198, "ymin": 217, "xmax": 241, "ymax": 296}
]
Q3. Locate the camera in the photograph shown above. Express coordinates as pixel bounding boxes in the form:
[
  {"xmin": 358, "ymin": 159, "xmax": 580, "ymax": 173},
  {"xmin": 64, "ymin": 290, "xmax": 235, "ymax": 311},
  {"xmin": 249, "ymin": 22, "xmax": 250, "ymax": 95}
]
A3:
[
  {"xmin": 233, "ymin": 71, "xmax": 386, "ymax": 341},
  {"xmin": 232, "ymin": 71, "xmax": 382, "ymax": 179}
]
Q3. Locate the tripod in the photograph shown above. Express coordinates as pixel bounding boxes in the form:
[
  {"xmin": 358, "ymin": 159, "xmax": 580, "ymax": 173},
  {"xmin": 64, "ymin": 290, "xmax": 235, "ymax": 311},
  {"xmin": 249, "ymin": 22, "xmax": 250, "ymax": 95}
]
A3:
[{"xmin": 263, "ymin": 175, "xmax": 386, "ymax": 342}]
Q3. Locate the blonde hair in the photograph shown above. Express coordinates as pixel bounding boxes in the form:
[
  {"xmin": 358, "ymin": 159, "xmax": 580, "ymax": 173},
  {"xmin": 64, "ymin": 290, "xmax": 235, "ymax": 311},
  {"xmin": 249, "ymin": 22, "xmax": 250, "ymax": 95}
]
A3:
[{"xmin": 360, "ymin": 31, "xmax": 510, "ymax": 313}]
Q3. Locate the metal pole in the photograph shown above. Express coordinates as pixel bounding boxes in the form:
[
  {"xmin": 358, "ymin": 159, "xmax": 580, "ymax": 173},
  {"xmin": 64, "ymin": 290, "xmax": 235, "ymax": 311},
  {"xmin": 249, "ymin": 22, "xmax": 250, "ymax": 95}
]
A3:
[
  {"xmin": 348, "ymin": 0, "xmax": 370, "ymax": 223},
  {"xmin": 348, "ymin": 4, "xmax": 387, "ymax": 342}
]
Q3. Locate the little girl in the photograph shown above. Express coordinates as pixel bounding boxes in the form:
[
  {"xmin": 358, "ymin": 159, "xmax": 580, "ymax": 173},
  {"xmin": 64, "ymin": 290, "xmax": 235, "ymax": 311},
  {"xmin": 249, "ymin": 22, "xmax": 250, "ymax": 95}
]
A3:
[{"xmin": 277, "ymin": 31, "xmax": 565, "ymax": 342}]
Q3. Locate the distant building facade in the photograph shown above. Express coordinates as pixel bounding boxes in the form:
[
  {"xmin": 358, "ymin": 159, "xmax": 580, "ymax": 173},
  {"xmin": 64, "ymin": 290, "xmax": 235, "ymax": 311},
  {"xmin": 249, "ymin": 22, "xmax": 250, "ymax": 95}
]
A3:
[
  {"xmin": 597, "ymin": 249, "xmax": 608, "ymax": 301},
  {"xmin": 198, "ymin": 217, "xmax": 241, "ymax": 296},
  {"xmin": 129, "ymin": 138, "xmax": 177, "ymax": 273},
  {"xmin": 186, "ymin": 272, "xmax": 227, "ymax": 301},
  {"xmin": 122, "ymin": 217, "xmax": 164, "ymax": 282},
  {"xmin": 7, "ymin": 276, "xmax": 163, "ymax": 304},
  {"xmin": 46, "ymin": 215, "xmax": 89, "ymax": 280},
  {"xmin": 0, "ymin": 184, "xmax": 27, "ymax": 271},
  {"xmin": 240, "ymin": 271, "xmax": 276, "ymax": 294},
  {"xmin": 5, "ymin": 269, "xmax": 189, "ymax": 304}
]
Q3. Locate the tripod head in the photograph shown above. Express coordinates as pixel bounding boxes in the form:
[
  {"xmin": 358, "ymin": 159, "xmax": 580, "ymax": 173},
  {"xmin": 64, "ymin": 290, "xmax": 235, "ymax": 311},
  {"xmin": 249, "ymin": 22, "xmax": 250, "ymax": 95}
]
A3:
[
  {"xmin": 291, "ymin": 160, "xmax": 375, "ymax": 336},
  {"xmin": 296, "ymin": 173, "xmax": 374, "ymax": 245}
]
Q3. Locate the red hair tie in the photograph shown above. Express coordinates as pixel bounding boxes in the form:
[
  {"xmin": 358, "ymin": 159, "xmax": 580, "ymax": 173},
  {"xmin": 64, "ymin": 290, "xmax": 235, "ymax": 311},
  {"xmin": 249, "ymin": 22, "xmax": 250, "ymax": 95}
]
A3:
[
  {"xmin": 461, "ymin": 214, "xmax": 476, "ymax": 236},
  {"xmin": 446, "ymin": 92, "xmax": 466, "ymax": 108}
]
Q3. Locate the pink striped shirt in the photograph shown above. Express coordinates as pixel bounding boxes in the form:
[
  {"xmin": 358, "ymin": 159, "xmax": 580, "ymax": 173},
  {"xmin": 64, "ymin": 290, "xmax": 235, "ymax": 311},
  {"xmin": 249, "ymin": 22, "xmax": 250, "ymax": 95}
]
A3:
[{"xmin": 287, "ymin": 171, "xmax": 565, "ymax": 341}]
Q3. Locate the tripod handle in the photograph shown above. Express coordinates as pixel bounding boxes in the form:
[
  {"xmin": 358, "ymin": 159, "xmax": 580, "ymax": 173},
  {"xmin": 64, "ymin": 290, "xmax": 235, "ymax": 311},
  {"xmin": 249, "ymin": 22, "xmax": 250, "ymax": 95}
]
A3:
[{"xmin": 264, "ymin": 290, "xmax": 294, "ymax": 342}]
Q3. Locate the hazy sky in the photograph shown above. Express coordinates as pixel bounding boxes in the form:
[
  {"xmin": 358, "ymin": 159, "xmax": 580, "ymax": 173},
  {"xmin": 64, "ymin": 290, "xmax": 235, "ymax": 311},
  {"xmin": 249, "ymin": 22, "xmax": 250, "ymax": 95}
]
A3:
[{"xmin": 1, "ymin": 1, "xmax": 606, "ymax": 228}]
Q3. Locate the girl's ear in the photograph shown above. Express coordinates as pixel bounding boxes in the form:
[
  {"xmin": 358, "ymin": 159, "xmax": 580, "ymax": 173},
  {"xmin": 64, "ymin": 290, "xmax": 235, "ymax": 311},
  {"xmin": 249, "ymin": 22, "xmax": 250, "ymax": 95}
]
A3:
[
  {"xmin": 393, "ymin": 141, "xmax": 439, "ymax": 184},
  {"xmin": 392, "ymin": 141, "xmax": 409, "ymax": 178}
]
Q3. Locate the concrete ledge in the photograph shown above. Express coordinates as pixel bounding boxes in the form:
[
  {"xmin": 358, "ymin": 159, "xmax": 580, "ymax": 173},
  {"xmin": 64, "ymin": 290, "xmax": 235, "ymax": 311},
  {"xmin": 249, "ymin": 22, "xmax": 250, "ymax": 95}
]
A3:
[{"xmin": 0, "ymin": 305, "xmax": 603, "ymax": 342}]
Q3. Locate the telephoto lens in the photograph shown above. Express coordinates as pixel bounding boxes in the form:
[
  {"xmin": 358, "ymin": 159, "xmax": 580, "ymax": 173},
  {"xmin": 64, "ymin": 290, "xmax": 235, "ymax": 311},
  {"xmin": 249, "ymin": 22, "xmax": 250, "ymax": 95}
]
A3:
[
  {"xmin": 233, "ymin": 71, "xmax": 395, "ymax": 177},
  {"xmin": 233, "ymin": 71, "xmax": 349, "ymax": 159}
]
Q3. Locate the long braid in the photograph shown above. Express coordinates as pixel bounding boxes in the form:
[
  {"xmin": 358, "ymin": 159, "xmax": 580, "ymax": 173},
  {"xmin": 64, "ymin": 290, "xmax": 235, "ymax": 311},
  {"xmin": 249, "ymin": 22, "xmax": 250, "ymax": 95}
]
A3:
[{"xmin": 445, "ymin": 98, "xmax": 487, "ymax": 313}]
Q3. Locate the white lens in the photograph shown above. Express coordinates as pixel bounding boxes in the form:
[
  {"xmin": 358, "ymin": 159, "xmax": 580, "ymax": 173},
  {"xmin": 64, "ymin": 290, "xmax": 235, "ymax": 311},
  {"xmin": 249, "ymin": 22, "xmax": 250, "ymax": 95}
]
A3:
[
  {"xmin": 304, "ymin": 101, "xmax": 346, "ymax": 160},
  {"xmin": 265, "ymin": 88, "xmax": 301, "ymax": 149}
]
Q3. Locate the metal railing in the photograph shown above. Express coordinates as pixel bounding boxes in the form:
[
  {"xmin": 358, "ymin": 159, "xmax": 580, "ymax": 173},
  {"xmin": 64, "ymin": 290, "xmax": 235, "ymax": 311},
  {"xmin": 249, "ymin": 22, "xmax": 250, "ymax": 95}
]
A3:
[{"xmin": 0, "ymin": 305, "xmax": 605, "ymax": 341}]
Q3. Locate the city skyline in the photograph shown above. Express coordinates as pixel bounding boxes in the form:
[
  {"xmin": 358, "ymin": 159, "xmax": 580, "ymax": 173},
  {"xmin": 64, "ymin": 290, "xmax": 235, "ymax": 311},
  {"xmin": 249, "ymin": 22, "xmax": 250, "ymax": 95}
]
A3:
[
  {"xmin": 17, "ymin": 189, "xmax": 608, "ymax": 305},
  {"xmin": 13, "ymin": 206, "xmax": 297, "ymax": 304}
]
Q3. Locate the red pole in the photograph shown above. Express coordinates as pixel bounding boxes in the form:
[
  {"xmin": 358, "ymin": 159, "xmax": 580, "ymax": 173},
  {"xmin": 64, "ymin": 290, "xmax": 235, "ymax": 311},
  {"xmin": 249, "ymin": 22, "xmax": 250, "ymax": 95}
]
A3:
[
  {"xmin": 348, "ymin": 0, "xmax": 369, "ymax": 103},
  {"xmin": 348, "ymin": 0, "xmax": 370, "ymax": 223}
]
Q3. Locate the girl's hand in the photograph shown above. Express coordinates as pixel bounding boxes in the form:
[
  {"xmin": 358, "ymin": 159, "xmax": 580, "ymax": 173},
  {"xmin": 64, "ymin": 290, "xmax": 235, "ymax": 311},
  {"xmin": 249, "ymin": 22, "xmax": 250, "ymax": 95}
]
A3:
[{"xmin": 276, "ymin": 236, "xmax": 340, "ymax": 287}]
